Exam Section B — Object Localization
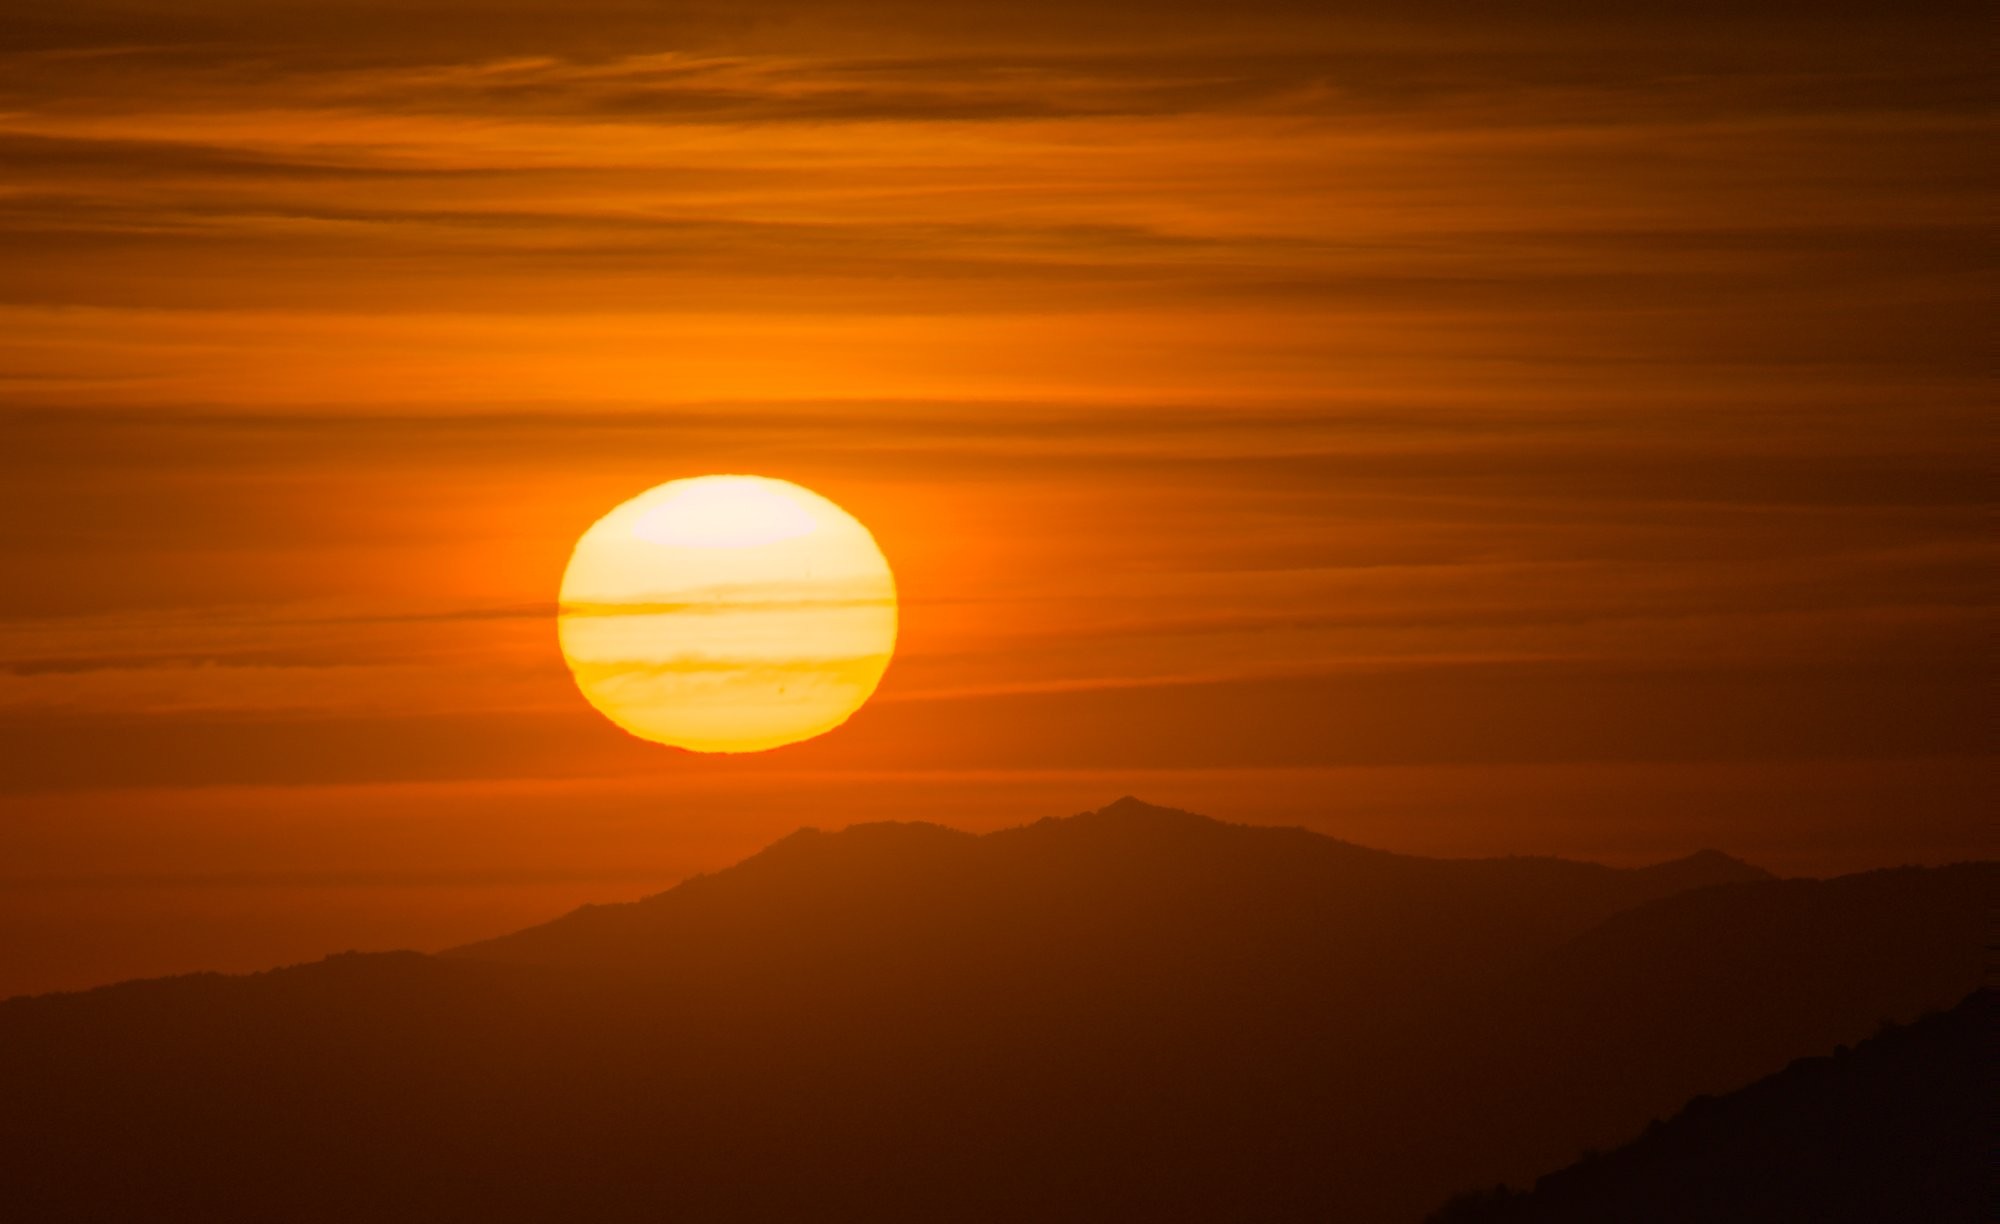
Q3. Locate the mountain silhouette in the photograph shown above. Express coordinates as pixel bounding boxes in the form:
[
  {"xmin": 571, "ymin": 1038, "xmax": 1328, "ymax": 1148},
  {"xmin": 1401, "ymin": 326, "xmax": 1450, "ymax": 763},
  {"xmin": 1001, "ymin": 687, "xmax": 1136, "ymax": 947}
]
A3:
[
  {"xmin": 0, "ymin": 799, "xmax": 1986, "ymax": 1223},
  {"xmin": 1428, "ymin": 988, "xmax": 1992, "ymax": 1223},
  {"xmin": 452, "ymin": 797, "xmax": 1773, "ymax": 987}
]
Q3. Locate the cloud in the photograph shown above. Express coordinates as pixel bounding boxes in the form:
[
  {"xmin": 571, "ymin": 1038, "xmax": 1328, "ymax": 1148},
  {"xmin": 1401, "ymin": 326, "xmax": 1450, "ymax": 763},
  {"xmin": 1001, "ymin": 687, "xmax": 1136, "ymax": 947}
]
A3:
[
  {"xmin": 0, "ymin": 0, "xmax": 1986, "ymax": 799},
  {"xmin": 0, "ymin": 651, "xmax": 1985, "ymax": 795}
]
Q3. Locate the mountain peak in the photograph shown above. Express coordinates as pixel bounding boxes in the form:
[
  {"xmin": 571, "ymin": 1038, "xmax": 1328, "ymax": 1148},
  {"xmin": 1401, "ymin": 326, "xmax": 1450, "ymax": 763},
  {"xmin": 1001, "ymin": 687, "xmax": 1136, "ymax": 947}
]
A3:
[
  {"xmin": 1088, "ymin": 795, "xmax": 1209, "ymax": 822},
  {"xmin": 1682, "ymin": 848, "xmax": 1755, "ymax": 868},
  {"xmin": 1633, "ymin": 848, "xmax": 1774, "ymax": 889}
]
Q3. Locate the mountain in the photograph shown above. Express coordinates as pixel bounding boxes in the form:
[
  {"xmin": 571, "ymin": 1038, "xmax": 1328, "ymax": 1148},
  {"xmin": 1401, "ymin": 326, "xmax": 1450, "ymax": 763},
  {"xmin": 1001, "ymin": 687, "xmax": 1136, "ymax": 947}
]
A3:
[
  {"xmin": 1410, "ymin": 861, "xmax": 1999, "ymax": 1203},
  {"xmin": 0, "ymin": 799, "xmax": 1985, "ymax": 1224},
  {"xmin": 1429, "ymin": 989, "xmax": 1992, "ymax": 1223},
  {"xmin": 452, "ymin": 797, "xmax": 1772, "ymax": 991}
]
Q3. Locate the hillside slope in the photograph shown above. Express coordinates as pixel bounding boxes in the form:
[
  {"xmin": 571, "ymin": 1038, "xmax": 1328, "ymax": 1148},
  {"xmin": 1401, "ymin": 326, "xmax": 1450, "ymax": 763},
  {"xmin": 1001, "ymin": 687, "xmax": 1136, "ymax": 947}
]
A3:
[{"xmin": 1431, "ymin": 989, "xmax": 1992, "ymax": 1223}]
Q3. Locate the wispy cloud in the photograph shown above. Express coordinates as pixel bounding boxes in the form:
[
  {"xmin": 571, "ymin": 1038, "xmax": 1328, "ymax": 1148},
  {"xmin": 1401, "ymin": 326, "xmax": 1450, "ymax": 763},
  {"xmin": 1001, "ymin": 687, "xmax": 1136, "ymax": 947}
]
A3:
[{"xmin": 0, "ymin": 0, "xmax": 1987, "ymax": 804}]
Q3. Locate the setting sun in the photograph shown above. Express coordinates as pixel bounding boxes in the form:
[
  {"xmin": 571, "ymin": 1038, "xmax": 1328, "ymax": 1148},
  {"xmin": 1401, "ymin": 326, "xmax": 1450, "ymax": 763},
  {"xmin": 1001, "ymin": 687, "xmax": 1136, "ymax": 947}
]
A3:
[{"xmin": 557, "ymin": 476, "xmax": 897, "ymax": 753}]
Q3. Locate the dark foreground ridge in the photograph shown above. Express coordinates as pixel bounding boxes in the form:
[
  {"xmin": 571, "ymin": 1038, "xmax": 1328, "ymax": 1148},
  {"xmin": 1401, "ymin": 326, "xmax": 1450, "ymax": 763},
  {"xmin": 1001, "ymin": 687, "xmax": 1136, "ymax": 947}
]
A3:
[
  {"xmin": 1430, "ymin": 989, "xmax": 1992, "ymax": 1224},
  {"xmin": 0, "ymin": 799, "xmax": 1987, "ymax": 1223}
]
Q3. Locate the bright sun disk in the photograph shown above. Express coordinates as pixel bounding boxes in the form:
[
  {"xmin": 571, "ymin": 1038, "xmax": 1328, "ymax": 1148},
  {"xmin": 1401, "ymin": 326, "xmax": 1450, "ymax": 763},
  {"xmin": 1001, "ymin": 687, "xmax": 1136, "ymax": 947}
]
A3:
[{"xmin": 557, "ymin": 475, "xmax": 897, "ymax": 753}]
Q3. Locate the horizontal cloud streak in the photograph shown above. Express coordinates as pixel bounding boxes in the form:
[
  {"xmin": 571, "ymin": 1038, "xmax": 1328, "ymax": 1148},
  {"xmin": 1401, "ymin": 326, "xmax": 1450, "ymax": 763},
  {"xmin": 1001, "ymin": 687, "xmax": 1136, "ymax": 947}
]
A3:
[{"xmin": 0, "ymin": 656, "xmax": 1986, "ymax": 794}]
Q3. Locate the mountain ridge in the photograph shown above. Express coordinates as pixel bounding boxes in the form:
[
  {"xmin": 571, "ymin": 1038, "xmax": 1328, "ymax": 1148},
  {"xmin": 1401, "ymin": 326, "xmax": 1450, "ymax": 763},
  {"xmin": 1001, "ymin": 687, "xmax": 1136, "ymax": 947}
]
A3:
[
  {"xmin": 0, "ymin": 797, "xmax": 1984, "ymax": 1224},
  {"xmin": 1430, "ymin": 988, "xmax": 1992, "ymax": 1223},
  {"xmin": 447, "ymin": 797, "xmax": 1772, "ymax": 968}
]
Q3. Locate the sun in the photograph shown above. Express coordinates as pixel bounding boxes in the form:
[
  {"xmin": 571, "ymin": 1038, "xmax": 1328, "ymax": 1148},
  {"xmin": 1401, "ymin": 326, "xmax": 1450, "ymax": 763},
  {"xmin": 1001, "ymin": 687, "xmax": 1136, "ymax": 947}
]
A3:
[{"xmin": 557, "ymin": 476, "xmax": 897, "ymax": 753}]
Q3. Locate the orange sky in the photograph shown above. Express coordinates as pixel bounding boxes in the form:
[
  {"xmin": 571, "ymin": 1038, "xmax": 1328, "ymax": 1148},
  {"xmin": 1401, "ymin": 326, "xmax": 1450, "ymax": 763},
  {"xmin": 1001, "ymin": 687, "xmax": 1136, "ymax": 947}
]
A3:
[{"xmin": 0, "ymin": 0, "xmax": 1992, "ymax": 996}]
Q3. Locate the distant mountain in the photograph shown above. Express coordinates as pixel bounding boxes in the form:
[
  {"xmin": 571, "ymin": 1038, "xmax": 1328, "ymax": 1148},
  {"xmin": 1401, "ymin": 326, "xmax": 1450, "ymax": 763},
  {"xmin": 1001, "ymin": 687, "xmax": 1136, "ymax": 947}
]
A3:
[
  {"xmin": 0, "ymin": 799, "xmax": 1985, "ymax": 1224},
  {"xmin": 1429, "ymin": 989, "xmax": 1992, "ymax": 1223},
  {"xmin": 452, "ymin": 796, "xmax": 1773, "ymax": 991}
]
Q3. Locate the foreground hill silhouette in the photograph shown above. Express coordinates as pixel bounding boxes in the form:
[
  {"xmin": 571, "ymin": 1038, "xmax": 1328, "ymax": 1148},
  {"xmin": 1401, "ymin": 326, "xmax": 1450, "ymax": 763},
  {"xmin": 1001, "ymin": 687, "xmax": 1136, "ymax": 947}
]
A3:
[
  {"xmin": 0, "ymin": 799, "xmax": 1988, "ymax": 1223},
  {"xmin": 1429, "ymin": 989, "xmax": 1992, "ymax": 1223}
]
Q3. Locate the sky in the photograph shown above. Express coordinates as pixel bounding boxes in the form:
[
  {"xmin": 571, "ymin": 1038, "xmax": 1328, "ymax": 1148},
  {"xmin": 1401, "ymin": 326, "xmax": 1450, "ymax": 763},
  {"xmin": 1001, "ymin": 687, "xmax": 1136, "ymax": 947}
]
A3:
[{"xmin": 0, "ymin": 0, "xmax": 1992, "ymax": 996}]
